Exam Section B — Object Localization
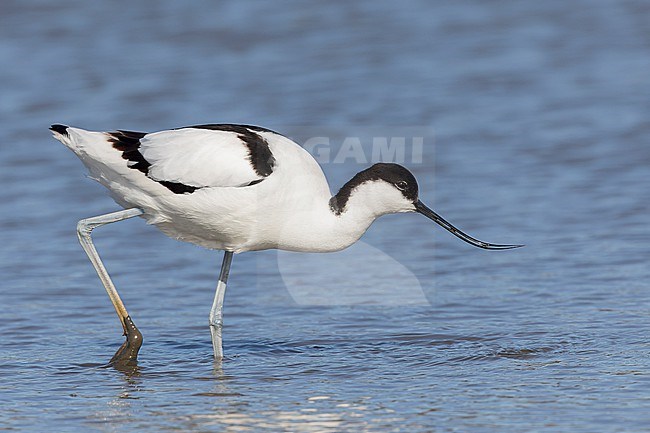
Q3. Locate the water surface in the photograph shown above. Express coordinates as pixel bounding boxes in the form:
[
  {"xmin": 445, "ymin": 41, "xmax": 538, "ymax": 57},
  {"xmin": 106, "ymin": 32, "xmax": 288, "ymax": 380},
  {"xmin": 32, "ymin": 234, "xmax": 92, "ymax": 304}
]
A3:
[{"xmin": 1, "ymin": 1, "xmax": 649, "ymax": 431}]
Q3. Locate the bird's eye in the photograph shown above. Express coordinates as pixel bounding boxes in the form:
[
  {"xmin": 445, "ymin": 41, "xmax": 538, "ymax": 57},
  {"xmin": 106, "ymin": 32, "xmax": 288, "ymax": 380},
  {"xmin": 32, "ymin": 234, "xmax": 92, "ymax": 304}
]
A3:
[{"xmin": 396, "ymin": 181, "xmax": 408, "ymax": 191}]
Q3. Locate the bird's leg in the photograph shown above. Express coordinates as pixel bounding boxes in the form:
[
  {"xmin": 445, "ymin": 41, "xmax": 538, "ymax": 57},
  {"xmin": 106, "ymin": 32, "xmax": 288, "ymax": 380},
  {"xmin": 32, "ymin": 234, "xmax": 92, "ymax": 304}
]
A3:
[
  {"xmin": 76, "ymin": 208, "xmax": 144, "ymax": 365},
  {"xmin": 209, "ymin": 251, "xmax": 234, "ymax": 360}
]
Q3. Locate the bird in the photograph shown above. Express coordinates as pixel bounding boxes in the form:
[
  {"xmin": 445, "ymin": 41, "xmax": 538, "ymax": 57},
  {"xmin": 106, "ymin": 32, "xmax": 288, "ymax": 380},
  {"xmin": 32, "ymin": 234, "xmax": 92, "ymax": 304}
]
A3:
[{"xmin": 51, "ymin": 123, "xmax": 521, "ymax": 365}]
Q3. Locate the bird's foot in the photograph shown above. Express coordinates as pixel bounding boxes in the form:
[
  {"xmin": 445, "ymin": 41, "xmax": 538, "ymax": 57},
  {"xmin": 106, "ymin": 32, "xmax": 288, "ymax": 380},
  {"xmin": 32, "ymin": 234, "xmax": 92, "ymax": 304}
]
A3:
[{"xmin": 109, "ymin": 315, "xmax": 143, "ymax": 366}]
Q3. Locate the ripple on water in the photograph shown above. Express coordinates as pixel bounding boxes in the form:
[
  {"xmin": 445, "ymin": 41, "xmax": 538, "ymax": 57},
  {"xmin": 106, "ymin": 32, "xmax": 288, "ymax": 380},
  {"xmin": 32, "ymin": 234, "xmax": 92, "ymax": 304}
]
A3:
[{"xmin": 2, "ymin": 0, "xmax": 650, "ymax": 432}]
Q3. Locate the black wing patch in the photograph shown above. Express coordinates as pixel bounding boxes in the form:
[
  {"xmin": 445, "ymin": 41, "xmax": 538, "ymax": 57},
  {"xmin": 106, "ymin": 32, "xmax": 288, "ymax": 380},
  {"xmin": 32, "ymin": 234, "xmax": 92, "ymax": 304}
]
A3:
[
  {"xmin": 108, "ymin": 130, "xmax": 198, "ymax": 194},
  {"xmin": 187, "ymin": 124, "xmax": 276, "ymax": 177},
  {"xmin": 109, "ymin": 124, "xmax": 276, "ymax": 194},
  {"xmin": 109, "ymin": 130, "xmax": 149, "ymax": 174},
  {"xmin": 50, "ymin": 124, "xmax": 69, "ymax": 136}
]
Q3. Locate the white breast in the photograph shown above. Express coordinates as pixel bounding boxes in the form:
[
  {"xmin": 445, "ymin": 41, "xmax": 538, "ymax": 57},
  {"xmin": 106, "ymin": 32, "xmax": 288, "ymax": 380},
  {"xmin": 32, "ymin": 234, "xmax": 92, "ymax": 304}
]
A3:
[{"xmin": 140, "ymin": 130, "xmax": 336, "ymax": 252}]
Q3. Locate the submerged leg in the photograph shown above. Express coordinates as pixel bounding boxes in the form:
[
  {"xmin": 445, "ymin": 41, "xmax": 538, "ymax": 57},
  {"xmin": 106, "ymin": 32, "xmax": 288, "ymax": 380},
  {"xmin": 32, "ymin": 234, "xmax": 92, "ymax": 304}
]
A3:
[
  {"xmin": 76, "ymin": 208, "xmax": 144, "ymax": 365},
  {"xmin": 209, "ymin": 251, "xmax": 234, "ymax": 360}
]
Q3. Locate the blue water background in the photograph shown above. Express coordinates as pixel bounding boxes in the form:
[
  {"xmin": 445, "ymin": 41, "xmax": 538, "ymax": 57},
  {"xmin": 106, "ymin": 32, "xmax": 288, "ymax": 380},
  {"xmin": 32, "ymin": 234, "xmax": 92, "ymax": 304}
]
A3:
[{"xmin": 1, "ymin": 1, "xmax": 649, "ymax": 431}]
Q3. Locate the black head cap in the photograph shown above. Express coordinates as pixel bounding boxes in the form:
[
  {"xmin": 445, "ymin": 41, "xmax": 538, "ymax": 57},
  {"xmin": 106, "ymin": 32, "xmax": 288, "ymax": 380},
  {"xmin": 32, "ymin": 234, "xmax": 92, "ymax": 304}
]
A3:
[{"xmin": 330, "ymin": 163, "xmax": 419, "ymax": 214}]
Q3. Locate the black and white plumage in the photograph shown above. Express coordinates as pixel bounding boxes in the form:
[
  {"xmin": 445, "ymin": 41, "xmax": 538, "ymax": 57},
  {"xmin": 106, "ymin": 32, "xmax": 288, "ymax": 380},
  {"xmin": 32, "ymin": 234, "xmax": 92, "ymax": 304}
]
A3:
[
  {"xmin": 51, "ymin": 123, "xmax": 521, "ymax": 364},
  {"xmin": 52, "ymin": 123, "xmax": 520, "ymax": 252}
]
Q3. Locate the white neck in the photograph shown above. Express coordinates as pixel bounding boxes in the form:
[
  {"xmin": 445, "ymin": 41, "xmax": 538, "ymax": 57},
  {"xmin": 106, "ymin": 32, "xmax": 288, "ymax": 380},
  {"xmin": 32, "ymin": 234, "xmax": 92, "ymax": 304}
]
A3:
[{"xmin": 271, "ymin": 181, "xmax": 410, "ymax": 253}]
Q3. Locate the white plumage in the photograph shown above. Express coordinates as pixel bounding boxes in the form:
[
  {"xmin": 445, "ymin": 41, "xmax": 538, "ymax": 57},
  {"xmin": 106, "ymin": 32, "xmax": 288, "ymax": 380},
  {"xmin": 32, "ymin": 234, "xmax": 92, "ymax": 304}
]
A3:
[
  {"xmin": 141, "ymin": 128, "xmax": 263, "ymax": 188},
  {"xmin": 54, "ymin": 125, "xmax": 351, "ymax": 252},
  {"xmin": 51, "ymin": 123, "xmax": 520, "ymax": 364}
]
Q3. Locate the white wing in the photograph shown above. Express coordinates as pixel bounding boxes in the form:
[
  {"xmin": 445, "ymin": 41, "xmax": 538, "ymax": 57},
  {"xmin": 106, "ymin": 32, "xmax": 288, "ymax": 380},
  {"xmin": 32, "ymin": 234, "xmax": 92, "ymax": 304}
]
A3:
[{"xmin": 136, "ymin": 126, "xmax": 274, "ymax": 189}]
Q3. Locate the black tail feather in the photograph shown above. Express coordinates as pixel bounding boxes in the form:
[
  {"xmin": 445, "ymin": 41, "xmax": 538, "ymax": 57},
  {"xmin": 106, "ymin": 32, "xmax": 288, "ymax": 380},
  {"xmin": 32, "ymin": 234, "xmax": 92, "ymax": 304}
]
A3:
[{"xmin": 50, "ymin": 124, "xmax": 69, "ymax": 136}]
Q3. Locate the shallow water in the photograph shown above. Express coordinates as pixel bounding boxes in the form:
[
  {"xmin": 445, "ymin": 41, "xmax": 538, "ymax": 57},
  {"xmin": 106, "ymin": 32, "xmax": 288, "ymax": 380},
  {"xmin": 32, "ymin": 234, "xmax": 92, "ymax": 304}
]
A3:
[{"xmin": 1, "ymin": 0, "xmax": 650, "ymax": 431}]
